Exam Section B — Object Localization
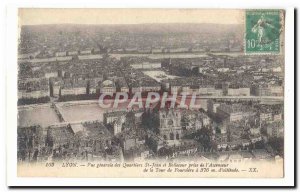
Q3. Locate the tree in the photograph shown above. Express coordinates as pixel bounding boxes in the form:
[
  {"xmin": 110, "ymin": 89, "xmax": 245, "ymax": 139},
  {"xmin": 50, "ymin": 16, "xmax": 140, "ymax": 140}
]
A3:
[
  {"xmin": 268, "ymin": 137, "xmax": 284, "ymax": 157},
  {"xmin": 49, "ymin": 80, "xmax": 53, "ymax": 97},
  {"xmin": 157, "ymin": 147, "xmax": 172, "ymax": 158},
  {"xmin": 254, "ymin": 140, "xmax": 265, "ymax": 149},
  {"xmin": 181, "ymin": 115, "xmax": 188, "ymax": 130},
  {"xmin": 194, "ymin": 128, "xmax": 213, "ymax": 151},
  {"xmin": 19, "ymin": 62, "xmax": 33, "ymax": 77},
  {"xmin": 141, "ymin": 109, "xmax": 159, "ymax": 133},
  {"xmin": 86, "ymin": 80, "xmax": 90, "ymax": 94},
  {"xmin": 123, "ymin": 111, "xmax": 136, "ymax": 130}
]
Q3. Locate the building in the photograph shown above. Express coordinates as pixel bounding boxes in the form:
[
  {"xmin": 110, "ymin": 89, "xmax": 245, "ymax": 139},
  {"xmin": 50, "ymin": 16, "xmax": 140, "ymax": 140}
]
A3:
[
  {"xmin": 217, "ymin": 67, "xmax": 229, "ymax": 73},
  {"xmin": 131, "ymin": 83, "xmax": 142, "ymax": 93},
  {"xmin": 55, "ymin": 51, "xmax": 67, "ymax": 57},
  {"xmin": 67, "ymin": 50, "xmax": 79, "ymax": 56},
  {"xmin": 140, "ymin": 80, "xmax": 161, "ymax": 92},
  {"xmin": 227, "ymin": 87, "xmax": 250, "ymax": 96},
  {"xmin": 80, "ymin": 49, "xmax": 92, "ymax": 55},
  {"xmin": 159, "ymin": 109, "xmax": 182, "ymax": 143},
  {"xmin": 224, "ymin": 84, "xmax": 250, "ymax": 96},
  {"xmin": 170, "ymin": 85, "xmax": 182, "ymax": 94},
  {"xmin": 130, "ymin": 62, "xmax": 161, "ymax": 69},
  {"xmin": 260, "ymin": 112, "xmax": 273, "ymax": 121},
  {"xmin": 44, "ymin": 71, "xmax": 58, "ymax": 78},
  {"xmin": 197, "ymin": 85, "xmax": 223, "ymax": 96},
  {"xmin": 182, "ymin": 110, "xmax": 211, "ymax": 132},
  {"xmin": 46, "ymin": 124, "xmax": 74, "ymax": 148},
  {"xmin": 112, "ymin": 116, "xmax": 126, "ymax": 135},
  {"xmin": 116, "ymin": 78, "xmax": 129, "ymax": 93},
  {"xmin": 60, "ymin": 79, "xmax": 87, "ymax": 96},
  {"xmin": 104, "ymin": 111, "xmax": 126, "ymax": 125},
  {"xmin": 17, "ymin": 125, "xmax": 45, "ymax": 161},
  {"xmin": 251, "ymin": 85, "xmax": 283, "ymax": 96},
  {"xmin": 100, "ymin": 80, "xmax": 117, "ymax": 94},
  {"xmin": 207, "ymin": 99, "xmax": 221, "ymax": 114},
  {"xmin": 272, "ymin": 66, "xmax": 282, "ymax": 72},
  {"xmin": 273, "ymin": 113, "xmax": 283, "ymax": 121},
  {"xmin": 251, "ymin": 149, "xmax": 273, "ymax": 161},
  {"xmin": 50, "ymin": 77, "xmax": 63, "ymax": 97},
  {"xmin": 169, "ymin": 140, "xmax": 198, "ymax": 158},
  {"xmin": 80, "ymin": 122, "xmax": 113, "ymax": 151},
  {"xmin": 216, "ymin": 103, "xmax": 254, "ymax": 122},
  {"xmin": 103, "ymin": 111, "xmax": 127, "ymax": 135},
  {"xmin": 18, "ymin": 78, "xmax": 49, "ymax": 99},
  {"xmin": 266, "ymin": 121, "xmax": 284, "ymax": 138}
]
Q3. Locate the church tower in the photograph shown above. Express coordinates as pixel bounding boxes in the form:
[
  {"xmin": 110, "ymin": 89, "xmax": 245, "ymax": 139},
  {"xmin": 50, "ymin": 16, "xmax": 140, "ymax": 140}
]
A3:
[{"xmin": 159, "ymin": 109, "xmax": 182, "ymax": 141}]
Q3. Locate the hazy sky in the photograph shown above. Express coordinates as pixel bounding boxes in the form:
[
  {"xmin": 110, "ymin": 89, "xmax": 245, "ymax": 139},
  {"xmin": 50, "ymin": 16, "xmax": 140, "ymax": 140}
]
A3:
[{"xmin": 19, "ymin": 9, "xmax": 244, "ymax": 26}]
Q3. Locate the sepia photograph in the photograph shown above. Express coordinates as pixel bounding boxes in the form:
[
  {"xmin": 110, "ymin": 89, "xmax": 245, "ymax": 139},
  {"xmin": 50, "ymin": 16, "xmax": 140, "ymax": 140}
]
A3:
[{"xmin": 4, "ymin": 5, "xmax": 295, "ymax": 187}]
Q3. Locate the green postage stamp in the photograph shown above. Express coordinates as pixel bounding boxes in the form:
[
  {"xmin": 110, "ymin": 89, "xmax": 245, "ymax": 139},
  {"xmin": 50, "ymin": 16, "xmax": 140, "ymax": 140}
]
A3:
[{"xmin": 245, "ymin": 10, "xmax": 283, "ymax": 54}]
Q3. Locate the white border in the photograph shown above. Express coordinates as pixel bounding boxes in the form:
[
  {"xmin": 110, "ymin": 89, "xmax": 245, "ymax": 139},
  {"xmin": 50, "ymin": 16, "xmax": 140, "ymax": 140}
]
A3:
[{"xmin": 5, "ymin": 2, "xmax": 295, "ymax": 187}]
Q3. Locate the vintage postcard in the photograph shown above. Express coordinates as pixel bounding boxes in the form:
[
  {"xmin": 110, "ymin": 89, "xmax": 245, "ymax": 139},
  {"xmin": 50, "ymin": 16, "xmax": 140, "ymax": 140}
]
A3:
[{"xmin": 7, "ymin": 7, "xmax": 294, "ymax": 185}]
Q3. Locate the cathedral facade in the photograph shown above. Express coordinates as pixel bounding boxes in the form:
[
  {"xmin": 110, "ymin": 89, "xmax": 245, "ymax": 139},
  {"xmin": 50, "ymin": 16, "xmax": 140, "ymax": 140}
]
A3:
[{"xmin": 159, "ymin": 109, "xmax": 182, "ymax": 141}]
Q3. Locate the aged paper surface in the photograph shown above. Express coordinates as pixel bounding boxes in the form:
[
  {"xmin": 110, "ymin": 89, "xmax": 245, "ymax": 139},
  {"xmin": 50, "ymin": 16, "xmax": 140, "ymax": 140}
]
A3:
[{"xmin": 16, "ymin": 8, "xmax": 285, "ymax": 178}]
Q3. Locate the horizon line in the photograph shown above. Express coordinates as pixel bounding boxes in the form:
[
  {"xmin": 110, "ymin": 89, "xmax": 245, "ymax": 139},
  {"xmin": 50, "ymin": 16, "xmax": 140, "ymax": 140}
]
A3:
[{"xmin": 21, "ymin": 22, "xmax": 243, "ymax": 26}]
